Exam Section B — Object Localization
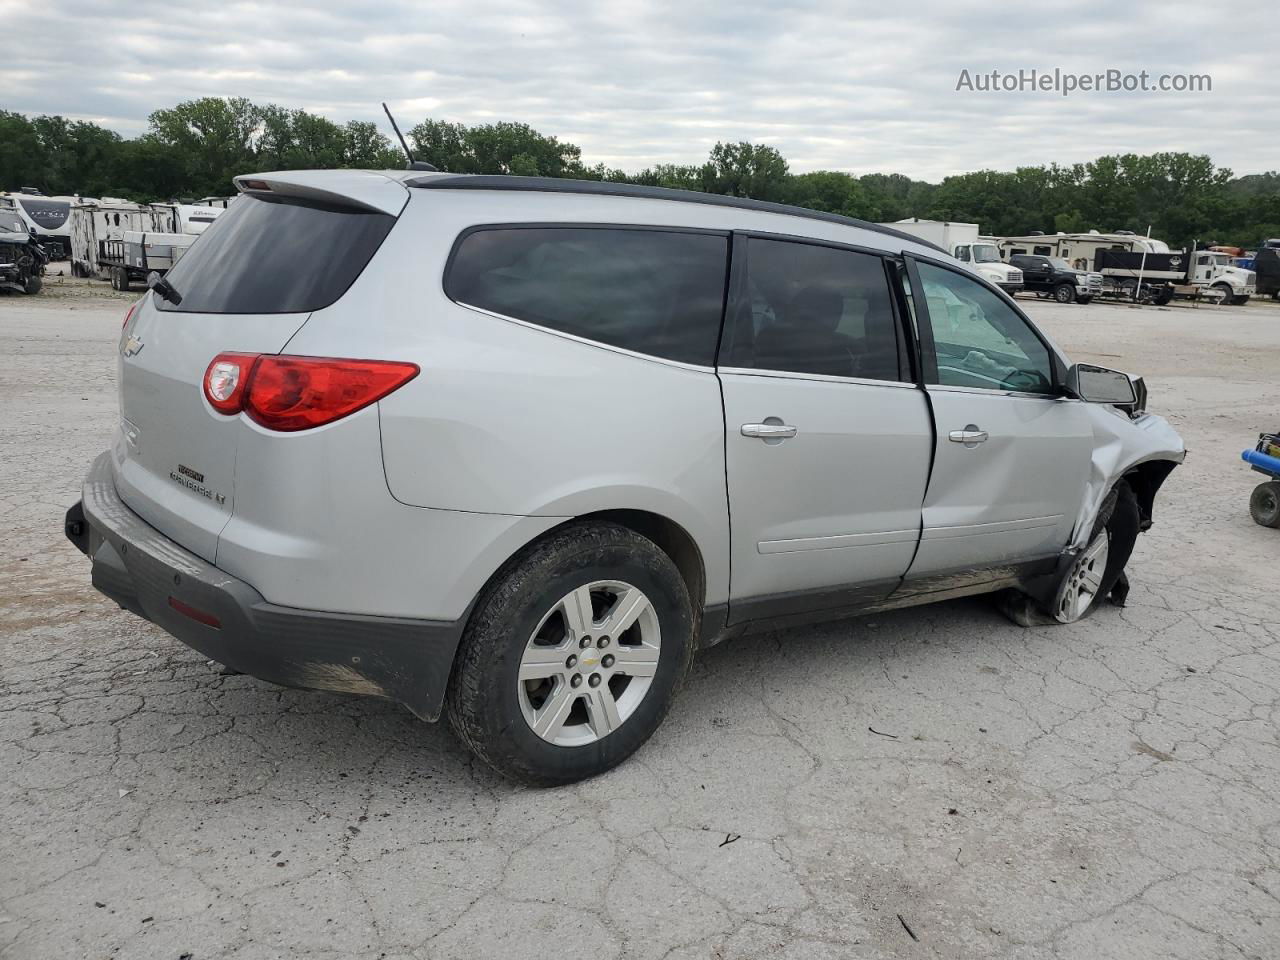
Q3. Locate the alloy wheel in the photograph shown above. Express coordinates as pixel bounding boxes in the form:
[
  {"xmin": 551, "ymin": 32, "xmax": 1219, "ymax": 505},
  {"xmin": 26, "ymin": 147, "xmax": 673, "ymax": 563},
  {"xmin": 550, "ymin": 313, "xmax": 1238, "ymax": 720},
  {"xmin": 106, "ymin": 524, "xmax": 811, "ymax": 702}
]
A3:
[
  {"xmin": 1056, "ymin": 529, "xmax": 1110, "ymax": 622},
  {"xmin": 517, "ymin": 580, "xmax": 661, "ymax": 747}
]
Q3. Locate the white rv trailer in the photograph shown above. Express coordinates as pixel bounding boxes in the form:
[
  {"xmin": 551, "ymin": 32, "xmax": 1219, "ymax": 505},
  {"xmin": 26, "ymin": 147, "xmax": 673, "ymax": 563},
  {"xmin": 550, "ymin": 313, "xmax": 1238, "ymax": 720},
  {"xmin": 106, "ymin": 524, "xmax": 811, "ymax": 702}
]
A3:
[
  {"xmin": 0, "ymin": 193, "xmax": 77, "ymax": 259},
  {"xmin": 68, "ymin": 200, "xmax": 180, "ymax": 285},
  {"xmin": 175, "ymin": 202, "xmax": 228, "ymax": 234},
  {"xmin": 994, "ymin": 231, "xmax": 1255, "ymax": 305}
]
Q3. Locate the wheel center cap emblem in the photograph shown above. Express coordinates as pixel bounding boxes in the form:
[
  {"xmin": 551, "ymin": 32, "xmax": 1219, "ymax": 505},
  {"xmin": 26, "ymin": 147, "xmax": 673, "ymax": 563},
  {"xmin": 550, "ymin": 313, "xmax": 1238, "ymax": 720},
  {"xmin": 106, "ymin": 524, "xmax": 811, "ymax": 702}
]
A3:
[{"xmin": 580, "ymin": 653, "xmax": 599, "ymax": 668}]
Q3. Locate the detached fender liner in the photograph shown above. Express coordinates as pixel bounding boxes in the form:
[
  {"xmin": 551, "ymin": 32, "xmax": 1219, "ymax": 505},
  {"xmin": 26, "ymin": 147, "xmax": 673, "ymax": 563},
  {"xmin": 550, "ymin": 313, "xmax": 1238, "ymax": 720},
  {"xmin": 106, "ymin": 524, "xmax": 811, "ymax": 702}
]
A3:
[{"xmin": 66, "ymin": 452, "xmax": 463, "ymax": 721}]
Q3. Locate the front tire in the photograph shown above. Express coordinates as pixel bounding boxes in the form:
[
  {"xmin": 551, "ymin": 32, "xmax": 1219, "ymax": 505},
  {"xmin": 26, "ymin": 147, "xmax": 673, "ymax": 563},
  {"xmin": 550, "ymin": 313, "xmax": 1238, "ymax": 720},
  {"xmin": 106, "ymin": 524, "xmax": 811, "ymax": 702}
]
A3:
[
  {"xmin": 22, "ymin": 275, "xmax": 42, "ymax": 295},
  {"xmin": 446, "ymin": 521, "xmax": 694, "ymax": 786},
  {"xmin": 1251, "ymin": 482, "xmax": 1280, "ymax": 528},
  {"xmin": 1212, "ymin": 283, "xmax": 1233, "ymax": 305},
  {"xmin": 1053, "ymin": 283, "xmax": 1075, "ymax": 303},
  {"xmin": 1052, "ymin": 482, "xmax": 1140, "ymax": 623}
]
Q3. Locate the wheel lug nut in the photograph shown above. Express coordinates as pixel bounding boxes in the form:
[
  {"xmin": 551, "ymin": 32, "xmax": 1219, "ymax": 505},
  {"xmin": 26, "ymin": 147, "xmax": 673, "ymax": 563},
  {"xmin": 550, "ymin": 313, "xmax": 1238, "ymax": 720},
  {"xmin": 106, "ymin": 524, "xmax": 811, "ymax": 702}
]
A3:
[
  {"xmin": 599, "ymin": 636, "xmax": 610, "ymax": 648},
  {"xmin": 566, "ymin": 654, "xmax": 577, "ymax": 668},
  {"xmin": 571, "ymin": 674, "xmax": 583, "ymax": 688},
  {"xmin": 602, "ymin": 654, "xmax": 614, "ymax": 668},
  {"xmin": 579, "ymin": 636, "xmax": 591, "ymax": 649},
  {"xmin": 588, "ymin": 674, "xmax": 602, "ymax": 687}
]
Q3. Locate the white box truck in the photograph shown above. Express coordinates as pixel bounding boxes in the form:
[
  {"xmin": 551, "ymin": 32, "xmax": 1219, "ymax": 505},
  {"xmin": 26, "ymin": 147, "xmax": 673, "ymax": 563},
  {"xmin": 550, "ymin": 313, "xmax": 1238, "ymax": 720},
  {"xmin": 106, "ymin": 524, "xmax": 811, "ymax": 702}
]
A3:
[{"xmin": 883, "ymin": 218, "xmax": 1023, "ymax": 294}]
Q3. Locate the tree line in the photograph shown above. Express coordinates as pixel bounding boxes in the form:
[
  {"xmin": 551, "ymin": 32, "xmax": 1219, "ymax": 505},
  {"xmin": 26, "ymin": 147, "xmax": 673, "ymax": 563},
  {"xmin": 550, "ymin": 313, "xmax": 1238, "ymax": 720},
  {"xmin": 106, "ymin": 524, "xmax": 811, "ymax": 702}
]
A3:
[{"xmin": 2, "ymin": 97, "xmax": 1277, "ymax": 249}]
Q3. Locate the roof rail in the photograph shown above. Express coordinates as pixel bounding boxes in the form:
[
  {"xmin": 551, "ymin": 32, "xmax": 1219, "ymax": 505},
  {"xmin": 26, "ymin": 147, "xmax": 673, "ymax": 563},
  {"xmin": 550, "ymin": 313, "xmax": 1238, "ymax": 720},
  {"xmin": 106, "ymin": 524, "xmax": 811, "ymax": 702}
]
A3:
[{"xmin": 407, "ymin": 174, "xmax": 946, "ymax": 253}]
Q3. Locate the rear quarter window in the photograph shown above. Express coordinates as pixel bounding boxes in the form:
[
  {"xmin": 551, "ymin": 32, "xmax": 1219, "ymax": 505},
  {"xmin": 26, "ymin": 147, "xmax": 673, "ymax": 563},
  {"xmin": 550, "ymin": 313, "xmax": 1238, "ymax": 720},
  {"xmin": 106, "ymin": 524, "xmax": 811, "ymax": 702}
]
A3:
[
  {"xmin": 444, "ymin": 226, "xmax": 729, "ymax": 366},
  {"xmin": 156, "ymin": 194, "xmax": 397, "ymax": 314}
]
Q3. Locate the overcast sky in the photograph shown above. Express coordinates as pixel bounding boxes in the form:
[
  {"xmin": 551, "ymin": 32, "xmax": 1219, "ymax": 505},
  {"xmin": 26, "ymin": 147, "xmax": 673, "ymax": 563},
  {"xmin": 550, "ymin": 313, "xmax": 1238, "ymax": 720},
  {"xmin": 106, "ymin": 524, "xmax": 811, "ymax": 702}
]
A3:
[{"xmin": 3, "ymin": 0, "xmax": 1276, "ymax": 182}]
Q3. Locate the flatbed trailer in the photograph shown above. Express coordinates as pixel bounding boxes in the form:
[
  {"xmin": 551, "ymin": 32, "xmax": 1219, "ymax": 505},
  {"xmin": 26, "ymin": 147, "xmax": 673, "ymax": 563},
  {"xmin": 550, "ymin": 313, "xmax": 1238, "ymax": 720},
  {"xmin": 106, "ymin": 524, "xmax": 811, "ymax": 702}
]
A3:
[{"xmin": 95, "ymin": 232, "xmax": 195, "ymax": 291}]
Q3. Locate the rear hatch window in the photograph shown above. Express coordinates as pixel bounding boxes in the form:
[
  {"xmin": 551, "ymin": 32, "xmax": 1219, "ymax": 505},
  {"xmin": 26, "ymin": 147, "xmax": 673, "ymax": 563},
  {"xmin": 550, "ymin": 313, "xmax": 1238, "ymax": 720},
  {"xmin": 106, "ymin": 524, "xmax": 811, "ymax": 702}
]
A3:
[{"xmin": 156, "ymin": 194, "xmax": 396, "ymax": 314}]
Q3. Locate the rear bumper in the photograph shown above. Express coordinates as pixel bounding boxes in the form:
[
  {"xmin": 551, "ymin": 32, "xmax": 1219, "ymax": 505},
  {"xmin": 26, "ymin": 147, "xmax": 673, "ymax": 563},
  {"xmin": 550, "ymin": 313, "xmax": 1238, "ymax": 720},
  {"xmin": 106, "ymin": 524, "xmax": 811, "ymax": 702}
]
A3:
[{"xmin": 65, "ymin": 452, "xmax": 463, "ymax": 721}]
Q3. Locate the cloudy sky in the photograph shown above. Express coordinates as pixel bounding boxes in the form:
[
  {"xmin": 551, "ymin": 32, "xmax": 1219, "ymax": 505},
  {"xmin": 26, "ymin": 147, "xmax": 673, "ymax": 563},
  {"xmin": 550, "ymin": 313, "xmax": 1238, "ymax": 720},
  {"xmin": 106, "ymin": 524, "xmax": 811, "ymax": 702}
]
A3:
[{"xmin": 3, "ymin": 0, "xmax": 1276, "ymax": 181}]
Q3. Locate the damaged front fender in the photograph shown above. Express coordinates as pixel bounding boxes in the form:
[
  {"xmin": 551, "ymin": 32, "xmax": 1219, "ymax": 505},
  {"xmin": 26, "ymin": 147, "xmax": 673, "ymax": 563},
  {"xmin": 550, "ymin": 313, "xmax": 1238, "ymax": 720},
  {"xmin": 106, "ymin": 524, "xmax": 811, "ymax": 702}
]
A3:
[{"xmin": 1068, "ymin": 405, "xmax": 1185, "ymax": 552}]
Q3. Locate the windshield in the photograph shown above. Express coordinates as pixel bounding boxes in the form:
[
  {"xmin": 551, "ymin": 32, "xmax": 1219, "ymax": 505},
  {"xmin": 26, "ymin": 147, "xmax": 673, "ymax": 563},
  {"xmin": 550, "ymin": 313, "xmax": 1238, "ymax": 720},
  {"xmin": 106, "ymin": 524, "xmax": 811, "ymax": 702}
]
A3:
[
  {"xmin": 971, "ymin": 244, "xmax": 1000, "ymax": 263},
  {"xmin": 0, "ymin": 214, "xmax": 26, "ymax": 234},
  {"xmin": 1049, "ymin": 258, "xmax": 1074, "ymax": 271}
]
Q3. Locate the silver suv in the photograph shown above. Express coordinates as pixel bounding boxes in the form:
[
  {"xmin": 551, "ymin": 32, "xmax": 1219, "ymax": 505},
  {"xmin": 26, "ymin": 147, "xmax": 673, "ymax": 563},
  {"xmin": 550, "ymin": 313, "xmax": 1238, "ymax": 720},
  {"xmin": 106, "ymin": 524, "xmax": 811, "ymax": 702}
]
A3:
[{"xmin": 66, "ymin": 170, "xmax": 1184, "ymax": 785}]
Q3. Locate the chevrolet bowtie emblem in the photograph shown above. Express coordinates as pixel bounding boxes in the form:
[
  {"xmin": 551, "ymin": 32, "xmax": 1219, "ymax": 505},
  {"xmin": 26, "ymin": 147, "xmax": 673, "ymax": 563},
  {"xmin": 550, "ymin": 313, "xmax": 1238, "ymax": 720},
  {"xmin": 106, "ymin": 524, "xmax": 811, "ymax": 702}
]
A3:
[{"xmin": 122, "ymin": 334, "xmax": 144, "ymax": 357}]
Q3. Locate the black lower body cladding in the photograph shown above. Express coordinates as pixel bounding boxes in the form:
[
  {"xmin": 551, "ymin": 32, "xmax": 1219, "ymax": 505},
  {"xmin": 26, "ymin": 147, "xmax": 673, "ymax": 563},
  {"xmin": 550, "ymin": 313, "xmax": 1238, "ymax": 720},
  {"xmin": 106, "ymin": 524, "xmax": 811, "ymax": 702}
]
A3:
[{"xmin": 65, "ymin": 453, "xmax": 464, "ymax": 720}]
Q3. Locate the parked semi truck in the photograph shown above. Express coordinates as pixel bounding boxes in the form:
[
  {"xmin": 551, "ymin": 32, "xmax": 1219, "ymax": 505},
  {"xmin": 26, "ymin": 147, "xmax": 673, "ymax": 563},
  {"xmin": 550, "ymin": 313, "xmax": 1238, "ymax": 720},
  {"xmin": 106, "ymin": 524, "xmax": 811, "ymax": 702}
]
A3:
[
  {"xmin": 995, "ymin": 231, "xmax": 1255, "ymax": 305},
  {"xmin": 1255, "ymin": 240, "xmax": 1280, "ymax": 300},
  {"xmin": 881, "ymin": 218, "xmax": 1024, "ymax": 293}
]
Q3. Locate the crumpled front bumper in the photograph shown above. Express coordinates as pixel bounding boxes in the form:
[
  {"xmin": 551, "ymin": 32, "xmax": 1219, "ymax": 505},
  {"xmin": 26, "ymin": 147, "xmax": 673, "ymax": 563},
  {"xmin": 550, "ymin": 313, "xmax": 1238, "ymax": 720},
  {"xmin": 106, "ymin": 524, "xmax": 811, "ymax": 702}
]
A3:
[{"xmin": 65, "ymin": 452, "xmax": 464, "ymax": 721}]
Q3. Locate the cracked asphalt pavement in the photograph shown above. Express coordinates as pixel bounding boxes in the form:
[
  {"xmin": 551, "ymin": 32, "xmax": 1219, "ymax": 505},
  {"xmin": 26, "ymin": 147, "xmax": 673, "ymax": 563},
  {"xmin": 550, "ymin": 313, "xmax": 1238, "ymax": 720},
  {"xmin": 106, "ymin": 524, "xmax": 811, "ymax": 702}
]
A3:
[{"xmin": 3, "ymin": 289, "xmax": 1279, "ymax": 959}]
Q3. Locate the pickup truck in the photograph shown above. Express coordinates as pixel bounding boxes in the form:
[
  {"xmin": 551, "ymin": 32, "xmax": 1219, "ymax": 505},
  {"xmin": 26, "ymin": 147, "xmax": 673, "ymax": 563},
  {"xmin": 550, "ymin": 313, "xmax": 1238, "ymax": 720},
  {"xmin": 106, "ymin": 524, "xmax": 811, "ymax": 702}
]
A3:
[{"xmin": 1009, "ymin": 254, "xmax": 1102, "ymax": 304}]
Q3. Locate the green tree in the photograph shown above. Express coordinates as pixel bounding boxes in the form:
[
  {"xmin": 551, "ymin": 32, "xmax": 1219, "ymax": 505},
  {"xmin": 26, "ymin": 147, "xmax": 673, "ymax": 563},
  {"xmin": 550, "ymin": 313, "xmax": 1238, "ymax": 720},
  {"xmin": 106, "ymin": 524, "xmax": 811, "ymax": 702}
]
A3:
[
  {"xmin": 782, "ymin": 171, "xmax": 866, "ymax": 218},
  {"xmin": 342, "ymin": 121, "xmax": 403, "ymax": 168},
  {"xmin": 705, "ymin": 141, "xmax": 789, "ymax": 200},
  {"xmin": 148, "ymin": 97, "xmax": 262, "ymax": 195},
  {"xmin": 0, "ymin": 111, "xmax": 48, "ymax": 191}
]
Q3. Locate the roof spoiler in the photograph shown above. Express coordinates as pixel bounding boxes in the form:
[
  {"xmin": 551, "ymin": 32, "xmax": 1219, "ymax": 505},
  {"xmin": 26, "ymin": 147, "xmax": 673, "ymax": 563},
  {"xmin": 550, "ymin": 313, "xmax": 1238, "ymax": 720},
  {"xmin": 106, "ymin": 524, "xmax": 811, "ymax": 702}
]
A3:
[{"xmin": 233, "ymin": 172, "xmax": 409, "ymax": 216}]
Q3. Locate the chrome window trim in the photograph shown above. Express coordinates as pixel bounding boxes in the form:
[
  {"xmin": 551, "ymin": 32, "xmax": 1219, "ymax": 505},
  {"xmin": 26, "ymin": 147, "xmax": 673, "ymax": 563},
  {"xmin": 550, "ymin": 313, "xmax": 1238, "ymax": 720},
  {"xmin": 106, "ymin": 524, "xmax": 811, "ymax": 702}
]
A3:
[
  {"xmin": 927, "ymin": 383, "xmax": 1061, "ymax": 401},
  {"xmin": 453, "ymin": 301, "xmax": 718, "ymax": 374},
  {"xmin": 716, "ymin": 366, "xmax": 918, "ymax": 389}
]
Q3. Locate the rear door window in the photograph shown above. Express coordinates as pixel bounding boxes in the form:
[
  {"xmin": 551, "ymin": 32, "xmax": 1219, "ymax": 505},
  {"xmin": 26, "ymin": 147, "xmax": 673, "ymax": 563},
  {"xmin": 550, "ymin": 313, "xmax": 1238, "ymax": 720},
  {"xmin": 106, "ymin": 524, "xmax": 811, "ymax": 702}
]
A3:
[
  {"xmin": 444, "ymin": 226, "xmax": 729, "ymax": 366},
  {"xmin": 155, "ymin": 194, "xmax": 397, "ymax": 314},
  {"xmin": 724, "ymin": 237, "xmax": 905, "ymax": 382}
]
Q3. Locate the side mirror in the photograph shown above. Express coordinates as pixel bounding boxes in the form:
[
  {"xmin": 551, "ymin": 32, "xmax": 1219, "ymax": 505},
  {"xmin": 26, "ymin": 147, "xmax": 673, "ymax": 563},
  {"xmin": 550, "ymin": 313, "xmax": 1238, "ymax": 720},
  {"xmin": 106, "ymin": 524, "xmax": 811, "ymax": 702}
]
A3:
[
  {"xmin": 146, "ymin": 271, "xmax": 162, "ymax": 289},
  {"xmin": 1065, "ymin": 363, "xmax": 1137, "ymax": 405}
]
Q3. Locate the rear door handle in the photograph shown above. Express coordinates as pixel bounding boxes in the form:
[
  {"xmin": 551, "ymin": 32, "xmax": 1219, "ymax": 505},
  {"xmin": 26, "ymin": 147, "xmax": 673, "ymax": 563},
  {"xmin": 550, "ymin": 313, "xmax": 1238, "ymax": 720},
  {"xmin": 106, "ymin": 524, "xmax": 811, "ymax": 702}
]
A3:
[
  {"xmin": 742, "ymin": 422, "xmax": 798, "ymax": 440},
  {"xmin": 948, "ymin": 426, "xmax": 989, "ymax": 445}
]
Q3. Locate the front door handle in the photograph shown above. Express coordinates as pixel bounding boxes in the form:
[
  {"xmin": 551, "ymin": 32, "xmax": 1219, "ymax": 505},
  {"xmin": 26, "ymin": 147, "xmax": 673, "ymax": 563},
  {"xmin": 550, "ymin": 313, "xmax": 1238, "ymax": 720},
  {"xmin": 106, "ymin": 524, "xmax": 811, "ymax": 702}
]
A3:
[
  {"xmin": 742, "ymin": 422, "xmax": 798, "ymax": 440},
  {"xmin": 948, "ymin": 425, "xmax": 989, "ymax": 446}
]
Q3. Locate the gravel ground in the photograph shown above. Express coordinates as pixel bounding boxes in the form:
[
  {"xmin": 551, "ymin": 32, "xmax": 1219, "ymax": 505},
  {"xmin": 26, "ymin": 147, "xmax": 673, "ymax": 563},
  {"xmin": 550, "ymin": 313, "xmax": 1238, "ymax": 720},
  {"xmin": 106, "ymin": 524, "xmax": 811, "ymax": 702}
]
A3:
[{"xmin": 2, "ymin": 289, "xmax": 1279, "ymax": 960}]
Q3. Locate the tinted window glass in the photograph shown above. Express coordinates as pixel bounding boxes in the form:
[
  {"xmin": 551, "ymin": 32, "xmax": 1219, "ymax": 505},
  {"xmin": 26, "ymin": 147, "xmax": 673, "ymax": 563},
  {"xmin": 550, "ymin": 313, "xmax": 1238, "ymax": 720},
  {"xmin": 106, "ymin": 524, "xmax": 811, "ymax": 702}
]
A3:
[
  {"xmin": 18, "ymin": 198, "xmax": 69, "ymax": 229},
  {"xmin": 156, "ymin": 194, "xmax": 396, "ymax": 314},
  {"xmin": 917, "ymin": 261, "xmax": 1053, "ymax": 394},
  {"xmin": 727, "ymin": 238, "xmax": 902, "ymax": 381},
  {"xmin": 445, "ymin": 227, "xmax": 728, "ymax": 366}
]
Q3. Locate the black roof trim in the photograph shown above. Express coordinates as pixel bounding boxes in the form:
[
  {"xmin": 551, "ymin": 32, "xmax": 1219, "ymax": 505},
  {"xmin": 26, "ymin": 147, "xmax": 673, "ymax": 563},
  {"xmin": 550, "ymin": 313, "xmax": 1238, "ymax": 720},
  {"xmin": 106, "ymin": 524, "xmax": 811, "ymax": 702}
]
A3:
[{"xmin": 407, "ymin": 174, "xmax": 946, "ymax": 254}]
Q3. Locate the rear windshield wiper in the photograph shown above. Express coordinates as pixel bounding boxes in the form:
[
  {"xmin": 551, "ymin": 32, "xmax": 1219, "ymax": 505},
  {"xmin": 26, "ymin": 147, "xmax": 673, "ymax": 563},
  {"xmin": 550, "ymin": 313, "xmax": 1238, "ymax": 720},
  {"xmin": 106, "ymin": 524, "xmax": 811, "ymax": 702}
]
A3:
[{"xmin": 149, "ymin": 274, "xmax": 183, "ymax": 306}]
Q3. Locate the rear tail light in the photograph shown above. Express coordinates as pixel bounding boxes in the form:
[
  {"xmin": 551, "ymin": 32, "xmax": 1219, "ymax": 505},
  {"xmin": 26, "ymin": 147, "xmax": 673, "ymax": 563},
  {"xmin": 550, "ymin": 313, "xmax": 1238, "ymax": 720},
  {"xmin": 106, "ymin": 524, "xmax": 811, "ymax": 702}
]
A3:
[
  {"xmin": 203, "ymin": 353, "xmax": 419, "ymax": 431},
  {"xmin": 123, "ymin": 300, "xmax": 139, "ymax": 328},
  {"xmin": 203, "ymin": 353, "xmax": 259, "ymax": 414}
]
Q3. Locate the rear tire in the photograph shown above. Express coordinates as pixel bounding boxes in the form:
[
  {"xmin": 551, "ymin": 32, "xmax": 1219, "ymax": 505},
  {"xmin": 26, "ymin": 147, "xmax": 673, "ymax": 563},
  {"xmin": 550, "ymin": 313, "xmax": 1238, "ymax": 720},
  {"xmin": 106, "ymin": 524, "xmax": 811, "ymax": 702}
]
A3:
[
  {"xmin": 111, "ymin": 266, "xmax": 130, "ymax": 292},
  {"xmin": 22, "ymin": 275, "xmax": 41, "ymax": 295},
  {"xmin": 1051, "ymin": 482, "xmax": 1140, "ymax": 623},
  {"xmin": 1251, "ymin": 482, "xmax": 1280, "ymax": 528},
  {"xmin": 446, "ymin": 521, "xmax": 695, "ymax": 786},
  {"xmin": 1053, "ymin": 283, "xmax": 1075, "ymax": 303},
  {"xmin": 1231, "ymin": 295, "xmax": 1250, "ymax": 306}
]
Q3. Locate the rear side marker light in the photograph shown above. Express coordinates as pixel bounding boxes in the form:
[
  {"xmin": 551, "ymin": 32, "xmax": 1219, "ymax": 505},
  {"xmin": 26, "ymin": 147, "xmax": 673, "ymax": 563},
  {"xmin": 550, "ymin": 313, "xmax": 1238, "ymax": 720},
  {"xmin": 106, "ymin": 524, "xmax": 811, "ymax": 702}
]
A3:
[
  {"xmin": 169, "ymin": 596, "xmax": 222, "ymax": 629},
  {"xmin": 203, "ymin": 353, "xmax": 419, "ymax": 432}
]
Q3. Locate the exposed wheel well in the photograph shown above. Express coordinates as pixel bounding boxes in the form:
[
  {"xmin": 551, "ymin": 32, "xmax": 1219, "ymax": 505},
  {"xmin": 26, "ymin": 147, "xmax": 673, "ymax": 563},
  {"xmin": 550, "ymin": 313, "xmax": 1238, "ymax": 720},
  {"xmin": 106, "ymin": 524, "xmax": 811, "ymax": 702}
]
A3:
[{"xmin": 1124, "ymin": 458, "xmax": 1180, "ymax": 530}]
